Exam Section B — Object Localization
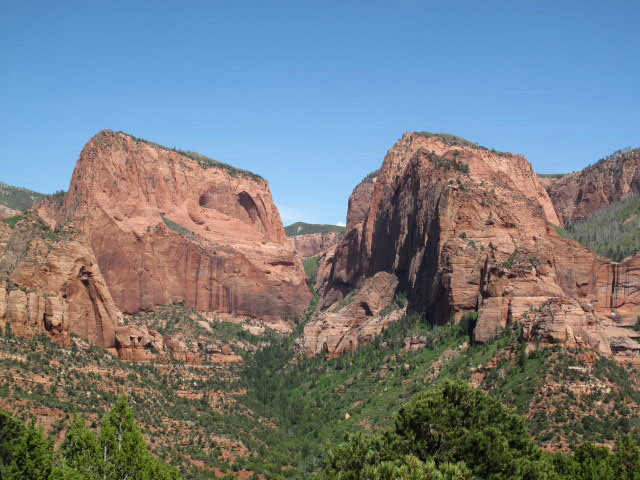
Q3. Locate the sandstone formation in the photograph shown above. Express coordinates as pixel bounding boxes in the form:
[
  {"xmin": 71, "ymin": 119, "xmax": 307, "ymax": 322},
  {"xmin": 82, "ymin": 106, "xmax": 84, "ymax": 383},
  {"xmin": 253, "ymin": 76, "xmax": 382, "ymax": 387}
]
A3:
[
  {"xmin": 346, "ymin": 174, "xmax": 377, "ymax": 231},
  {"xmin": 0, "ymin": 213, "xmax": 118, "ymax": 347},
  {"xmin": 0, "ymin": 205, "xmax": 18, "ymax": 219},
  {"xmin": 303, "ymin": 133, "xmax": 640, "ymax": 358},
  {"xmin": 297, "ymin": 272, "xmax": 405, "ymax": 357},
  {"xmin": 39, "ymin": 130, "xmax": 310, "ymax": 329},
  {"xmin": 544, "ymin": 148, "xmax": 640, "ymax": 224},
  {"xmin": 113, "ymin": 322, "xmax": 239, "ymax": 364},
  {"xmin": 288, "ymin": 231, "xmax": 344, "ymax": 259}
]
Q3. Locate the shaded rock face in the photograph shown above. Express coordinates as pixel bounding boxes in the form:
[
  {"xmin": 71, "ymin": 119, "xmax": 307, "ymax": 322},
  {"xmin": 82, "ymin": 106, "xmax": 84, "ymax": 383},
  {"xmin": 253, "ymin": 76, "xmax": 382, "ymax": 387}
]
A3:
[
  {"xmin": 42, "ymin": 130, "xmax": 310, "ymax": 328},
  {"xmin": 288, "ymin": 231, "xmax": 344, "ymax": 259},
  {"xmin": 0, "ymin": 216, "xmax": 118, "ymax": 348},
  {"xmin": 298, "ymin": 272, "xmax": 404, "ymax": 357},
  {"xmin": 545, "ymin": 149, "xmax": 640, "ymax": 224},
  {"xmin": 311, "ymin": 133, "xmax": 640, "ymax": 357}
]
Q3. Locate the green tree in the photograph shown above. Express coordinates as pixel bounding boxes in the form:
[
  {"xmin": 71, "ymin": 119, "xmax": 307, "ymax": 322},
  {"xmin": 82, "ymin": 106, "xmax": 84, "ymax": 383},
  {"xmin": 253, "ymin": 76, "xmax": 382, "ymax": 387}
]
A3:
[
  {"xmin": 321, "ymin": 381, "xmax": 558, "ymax": 480},
  {"xmin": 58, "ymin": 416, "xmax": 100, "ymax": 479},
  {"xmin": 9, "ymin": 417, "xmax": 53, "ymax": 480},
  {"xmin": 0, "ymin": 409, "xmax": 26, "ymax": 476},
  {"xmin": 98, "ymin": 393, "xmax": 154, "ymax": 480},
  {"xmin": 614, "ymin": 435, "xmax": 640, "ymax": 479},
  {"xmin": 393, "ymin": 381, "xmax": 550, "ymax": 479}
]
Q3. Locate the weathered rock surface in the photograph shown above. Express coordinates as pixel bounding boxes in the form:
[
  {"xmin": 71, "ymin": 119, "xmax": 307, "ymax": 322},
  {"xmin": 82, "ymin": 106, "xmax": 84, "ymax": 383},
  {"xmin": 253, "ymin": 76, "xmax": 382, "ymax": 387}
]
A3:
[
  {"xmin": 288, "ymin": 231, "xmax": 344, "ymax": 259},
  {"xmin": 307, "ymin": 133, "xmax": 640, "ymax": 357},
  {"xmin": 0, "ymin": 214, "xmax": 118, "ymax": 347},
  {"xmin": 0, "ymin": 205, "xmax": 19, "ymax": 220},
  {"xmin": 545, "ymin": 148, "xmax": 640, "ymax": 224},
  {"xmin": 297, "ymin": 272, "xmax": 405, "ymax": 357},
  {"xmin": 346, "ymin": 176, "xmax": 377, "ymax": 231},
  {"xmin": 114, "ymin": 321, "xmax": 240, "ymax": 364},
  {"xmin": 39, "ymin": 130, "xmax": 310, "ymax": 329}
]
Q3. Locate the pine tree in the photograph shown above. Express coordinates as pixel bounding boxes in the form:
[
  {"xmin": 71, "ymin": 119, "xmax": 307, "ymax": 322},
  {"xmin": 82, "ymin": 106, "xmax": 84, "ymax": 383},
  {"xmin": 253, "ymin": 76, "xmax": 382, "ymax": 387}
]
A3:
[
  {"xmin": 98, "ymin": 393, "xmax": 153, "ymax": 480},
  {"xmin": 0, "ymin": 409, "xmax": 26, "ymax": 476},
  {"xmin": 58, "ymin": 416, "xmax": 100, "ymax": 479},
  {"xmin": 9, "ymin": 417, "xmax": 53, "ymax": 480}
]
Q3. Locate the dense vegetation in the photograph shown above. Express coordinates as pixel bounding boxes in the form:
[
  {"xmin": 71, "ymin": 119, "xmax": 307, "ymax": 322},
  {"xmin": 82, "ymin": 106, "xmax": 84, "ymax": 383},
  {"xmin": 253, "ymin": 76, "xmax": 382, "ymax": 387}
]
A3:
[
  {"xmin": 117, "ymin": 131, "xmax": 263, "ymax": 181},
  {"xmin": 321, "ymin": 381, "xmax": 640, "ymax": 480},
  {"xmin": 0, "ymin": 394, "xmax": 180, "ymax": 479},
  {"xmin": 3, "ymin": 260, "xmax": 640, "ymax": 478},
  {"xmin": 161, "ymin": 214, "xmax": 195, "ymax": 238},
  {"xmin": 536, "ymin": 173, "xmax": 567, "ymax": 179},
  {"xmin": 0, "ymin": 181, "xmax": 45, "ymax": 211},
  {"xmin": 0, "ymin": 321, "xmax": 272, "ymax": 479},
  {"xmin": 564, "ymin": 195, "xmax": 640, "ymax": 261},
  {"xmin": 284, "ymin": 222, "xmax": 346, "ymax": 237}
]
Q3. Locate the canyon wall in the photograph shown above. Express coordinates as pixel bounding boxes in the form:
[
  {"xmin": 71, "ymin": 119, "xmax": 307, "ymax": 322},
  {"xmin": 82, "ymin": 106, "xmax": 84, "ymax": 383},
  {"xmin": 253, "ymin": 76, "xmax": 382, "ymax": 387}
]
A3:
[
  {"xmin": 39, "ymin": 131, "xmax": 310, "ymax": 329},
  {"xmin": 301, "ymin": 133, "xmax": 640, "ymax": 357},
  {"xmin": 0, "ymin": 215, "xmax": 118, "ymax": 348},
  {"xmin": 288, "ymin": 231, "xmax": 344, "ymax": 259},
  {"xmin": 545, "ymin": 148, "xmax": 640, "ymax": 224}
]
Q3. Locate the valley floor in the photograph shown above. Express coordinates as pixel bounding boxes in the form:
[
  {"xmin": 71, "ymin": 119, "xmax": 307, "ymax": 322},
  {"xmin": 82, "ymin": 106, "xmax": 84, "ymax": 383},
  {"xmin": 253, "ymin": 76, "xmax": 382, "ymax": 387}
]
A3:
[{"xmin": 3, "ymin": 305, "xmax": 640, "ymax": 478}]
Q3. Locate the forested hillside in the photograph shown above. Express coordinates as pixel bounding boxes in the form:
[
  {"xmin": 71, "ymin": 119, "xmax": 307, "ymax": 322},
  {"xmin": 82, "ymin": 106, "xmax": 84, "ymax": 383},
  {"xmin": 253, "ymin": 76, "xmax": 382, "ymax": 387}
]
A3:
[
  {"xmin": 0, "ymin": 181, "xmax": 45, "ymax": 211},
  {"xmin": 561, "ymin": 195, "xmax": 640, "ymax": 261},
  {"xmin": 284, "ymin": 222, "xmax": 346, "ymax": 236},
  {"xmin": 0, "ymin": 394, "xmax": 181, "ymax": 479}
]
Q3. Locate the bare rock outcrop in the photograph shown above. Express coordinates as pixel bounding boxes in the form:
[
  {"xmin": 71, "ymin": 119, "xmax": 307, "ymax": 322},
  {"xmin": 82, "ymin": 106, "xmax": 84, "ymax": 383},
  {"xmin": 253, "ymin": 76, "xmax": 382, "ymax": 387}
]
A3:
[
  {"xmin": 114, "ymin": 322, "xmax": 239, "ymax": 364},
  {"xmin": 0, "ymin": 214, "xmax": 118, "ymax": 347},
  {"xmin": 0, "ymin": 205, "xmax": 18, "ymax": 220},
  {"xmin": 297, "ymin": 272, "xmax": 405, "ymax": 357},
  {"xmin": 346, "ymin": 175, "xmax": 377, "ymax": 231},
  {"xmin": 307, "ymin": 133, "xmax": 640, "ymax": 357},
  {"xmin": 288, "ymin": 231, "xmax": 344, "ymax": 259},
  {"xmin": 38, "ymin": 130, "xmax": 310, "ymax": 329},
  {"xmin": 545, "ymin": 148, "xmax": 640, "ymax": 224}
]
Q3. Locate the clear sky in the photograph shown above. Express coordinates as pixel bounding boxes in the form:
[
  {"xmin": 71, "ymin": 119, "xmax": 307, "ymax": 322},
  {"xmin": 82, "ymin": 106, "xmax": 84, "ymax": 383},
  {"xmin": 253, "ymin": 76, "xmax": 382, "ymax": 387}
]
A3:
[{"xmin": 1, "ymin": 0, "xmax": 639, "ymax": 225}]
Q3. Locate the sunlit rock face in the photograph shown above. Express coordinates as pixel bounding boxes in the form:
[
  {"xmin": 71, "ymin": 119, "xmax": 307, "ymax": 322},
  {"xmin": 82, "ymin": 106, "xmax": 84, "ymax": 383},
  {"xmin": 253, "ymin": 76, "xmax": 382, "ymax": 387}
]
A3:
[{"xmin": 304, "ymin": 133, "xmax": 640, "ymax": 357}]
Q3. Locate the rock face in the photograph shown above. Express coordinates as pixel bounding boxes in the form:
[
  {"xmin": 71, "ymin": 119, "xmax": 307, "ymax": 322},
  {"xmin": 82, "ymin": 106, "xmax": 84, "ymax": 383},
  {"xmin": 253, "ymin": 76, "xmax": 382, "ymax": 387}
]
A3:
[
  {"xmin": 545, "ymin": 148, "xmax": 640, "ymax": 224},
  {"xmin": 288, "ymin": 231, "xmax": 344, "ymax": 259},
  {"xmin": 346, "ymin": 176, "xmax": 377, "ymax": 231},
  {"xmin": 41, "ymin": 130, "xmax": 310, "ymax": 329},
  {"xmin": 0, "ymin": 214, "xmax": 118, "ymax": 347},
  {"xmin": 297, "ymin": 272, "xmax": 405, "ymax": 357},
  {"xmin": 305, "ymin": 133, "xmax": 640, "ymax": 357},
  {"xmin": 0, "ymin": 205, "xmax": 18, "ymax": 220}
]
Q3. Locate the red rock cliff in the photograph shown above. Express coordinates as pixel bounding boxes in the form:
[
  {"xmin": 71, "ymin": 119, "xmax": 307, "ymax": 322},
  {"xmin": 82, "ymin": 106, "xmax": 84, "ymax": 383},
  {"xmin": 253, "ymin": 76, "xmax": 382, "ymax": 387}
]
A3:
[
  {"xmin": 545, "ymin": 148, "xmax": 640, "ymax": 224},
  {"xmin": 288, "ymin": 231, "xmax": 344, "ymax": 259},
  {"xmin": 0, "ymin": 214, "xmax": 118, "ymax": 348},
  {"xmin": 303, "ymin": 133, "xmax": 640, "ymax": 357},
  {"xmin": 42, "ymin": 130, "xmax": 310, "ymax": 328}
]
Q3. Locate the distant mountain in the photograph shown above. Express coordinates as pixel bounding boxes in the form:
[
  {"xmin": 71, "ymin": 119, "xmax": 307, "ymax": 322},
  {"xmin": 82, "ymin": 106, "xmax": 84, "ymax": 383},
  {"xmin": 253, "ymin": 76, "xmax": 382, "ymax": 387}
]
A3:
[
  {"xmin": 539, "ymin": 147, "xmax": 640, "ymax": 261},
  {"xmin": 284, "ymin": 221, "xmax": 346, "ymax": 237},
  {"xmin": 0, "ymin": 181, "xmax": 45, "ymax": 211},
  {"xmin": 544, "ymin": 147, "xmax": 640, "ymax": 224},
  {"xmin": 556, "ymin": 192, "xmax": 640, "ymax": 262}
]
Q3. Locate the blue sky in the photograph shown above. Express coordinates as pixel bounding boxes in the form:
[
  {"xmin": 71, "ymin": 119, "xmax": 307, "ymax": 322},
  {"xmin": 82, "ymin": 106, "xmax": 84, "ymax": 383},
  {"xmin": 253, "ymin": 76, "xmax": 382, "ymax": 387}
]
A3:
[{"xmin": 1, "ymin": 1, "xmax": 639, "ymax": 225}]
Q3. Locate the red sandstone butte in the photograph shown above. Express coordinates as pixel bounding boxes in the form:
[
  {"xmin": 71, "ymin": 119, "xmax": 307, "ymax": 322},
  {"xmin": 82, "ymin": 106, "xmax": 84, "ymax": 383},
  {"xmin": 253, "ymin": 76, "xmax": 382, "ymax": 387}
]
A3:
[
  {"xmin": 38, "ymin": 130, "xmax": 311, "ymax": 330},
  {"xmin": 302, "ymin": 133, "xmax": 640, "ymax": 357}
]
